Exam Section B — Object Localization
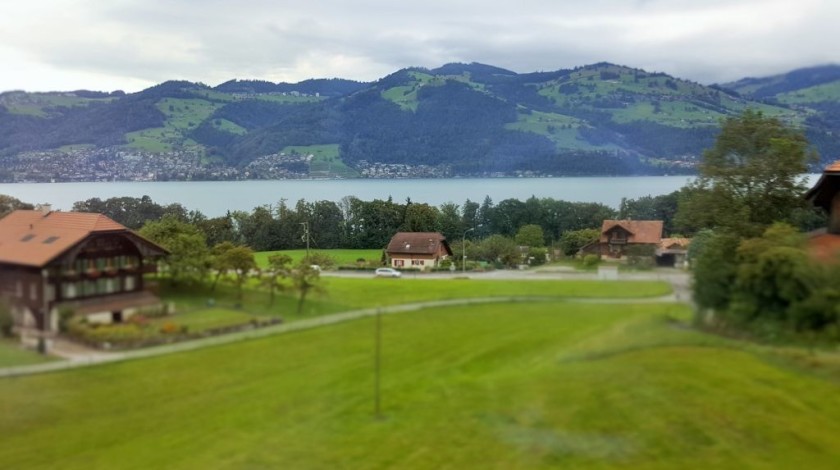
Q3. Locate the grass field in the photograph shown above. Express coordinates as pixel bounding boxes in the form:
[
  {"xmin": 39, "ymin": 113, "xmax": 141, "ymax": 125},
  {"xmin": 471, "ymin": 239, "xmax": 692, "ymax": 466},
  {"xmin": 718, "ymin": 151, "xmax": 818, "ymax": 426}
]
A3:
[
  {"xmin": 160, "ymin": 276, "xmax": 672, "ymax": 323},
  {"xmin": 2, "ymin": 301, "xmax": 839, "ymax": 469},
  {"xmin": 253, "ymin": 249, "xmax": 383, "ymax": 268},
  {"xmin": 149, "ymin": 308, "xmax": 260, "ymax": 332},
  {"xmin": 0, "ymin": 339, "xmax": 56, "ymax": 367}
]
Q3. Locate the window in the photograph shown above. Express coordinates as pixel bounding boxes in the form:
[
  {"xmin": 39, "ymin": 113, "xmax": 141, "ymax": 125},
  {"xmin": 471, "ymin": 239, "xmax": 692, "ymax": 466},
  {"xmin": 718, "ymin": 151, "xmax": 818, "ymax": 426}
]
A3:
[
  {"xmin": 30, "ymin": 283, "xmax": 38, "ymax": 301},
  {"xmin": 42, "ymin": 236, "xmax": 60, "ymax": 244},
  {"xmin": 393, "ymin": 259, "xmax": 405, "ymax": 267},
  {"xmin": 20, "ymin": 234, "xmax": 35, "ymax": 242},
  {"xmin": 411, "ymin": 259, "xmax": 424, "ymax": 266},
  {"xmin": 62, "ymin": 283, "xmax": 77, "ymax": 299}
]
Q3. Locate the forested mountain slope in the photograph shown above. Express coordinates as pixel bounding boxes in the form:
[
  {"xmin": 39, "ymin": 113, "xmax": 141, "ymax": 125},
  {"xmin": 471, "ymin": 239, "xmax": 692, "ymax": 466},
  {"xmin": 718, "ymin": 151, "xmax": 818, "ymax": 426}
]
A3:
[{"xmin": 0, "ymin": 62, "xmax": 835, "ymax": 178}]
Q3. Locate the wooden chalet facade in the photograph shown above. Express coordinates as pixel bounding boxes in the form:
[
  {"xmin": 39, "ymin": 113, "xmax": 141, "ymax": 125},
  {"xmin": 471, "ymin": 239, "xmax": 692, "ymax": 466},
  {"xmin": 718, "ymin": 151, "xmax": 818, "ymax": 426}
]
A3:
[
  {"xmin": 0, "ymin": 208, "xmax": 168, "ymax": 350},
  {"xmin": 385, "ymin": 232, "xmax": 453, "ymax": 269},
  {"xmin": 591, "ymin": 220, "xmax": 664, "ymax": 258},
  {"xmin": 805, "ymin": 161, "xmax": 840, "ymax": 261}
]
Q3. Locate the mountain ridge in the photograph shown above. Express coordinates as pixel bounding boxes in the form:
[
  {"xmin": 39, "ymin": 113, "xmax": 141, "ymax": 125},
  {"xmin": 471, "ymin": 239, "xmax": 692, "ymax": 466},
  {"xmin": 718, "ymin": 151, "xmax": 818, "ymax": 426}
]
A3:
[{"xmin": 1, "ymin": 61, "xmax": 838, "ymax": 181}]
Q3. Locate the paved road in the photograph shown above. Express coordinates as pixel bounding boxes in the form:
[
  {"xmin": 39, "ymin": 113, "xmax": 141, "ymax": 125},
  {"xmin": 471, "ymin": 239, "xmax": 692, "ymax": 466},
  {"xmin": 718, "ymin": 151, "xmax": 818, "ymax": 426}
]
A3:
[{"xmin": 0, "ymin": 268, "xmax": 692, "ymax": 378}]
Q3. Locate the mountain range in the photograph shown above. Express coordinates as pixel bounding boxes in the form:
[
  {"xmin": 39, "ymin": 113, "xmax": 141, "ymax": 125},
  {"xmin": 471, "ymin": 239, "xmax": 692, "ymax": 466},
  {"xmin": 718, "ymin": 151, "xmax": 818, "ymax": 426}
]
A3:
[{"xmin": 1, "ymin": 62, "xmax": 838, "ymax": 179}]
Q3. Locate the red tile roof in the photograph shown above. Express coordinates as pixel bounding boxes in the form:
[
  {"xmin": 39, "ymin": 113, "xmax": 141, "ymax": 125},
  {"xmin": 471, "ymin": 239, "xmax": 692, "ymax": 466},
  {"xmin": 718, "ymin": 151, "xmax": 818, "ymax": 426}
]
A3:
[
  {"xmin": 659, "ymin": 237, "xmax": 691, "ymax": 250},
  {"xmin": 600, "ymin": 220, "xmax": 663, "ymax": 244},
  {"xmin": 386, "ymin": 232, "xmax": 453, "ymax": 256},
  {"xmin": 0, "ymin": 210, "xmax": 141, "ymax": 267},
  {"xmin": 826, "ymin": 160, "xmax": 840, "ymax": 173},
  {"xmin": 808, "ymin": 233, "xmax": 840, "ymax": 263}
]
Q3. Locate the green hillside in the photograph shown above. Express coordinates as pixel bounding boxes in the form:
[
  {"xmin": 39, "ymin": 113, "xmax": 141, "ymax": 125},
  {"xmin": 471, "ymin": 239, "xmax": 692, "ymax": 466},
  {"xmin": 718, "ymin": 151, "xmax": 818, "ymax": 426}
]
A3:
[
  {"xmin": 1, "ymin": 62, "xmax": 837, "ymax": 178},
  {"xmin": 2, "ymin": 301, "xmax": 840, "ymax": 469}
]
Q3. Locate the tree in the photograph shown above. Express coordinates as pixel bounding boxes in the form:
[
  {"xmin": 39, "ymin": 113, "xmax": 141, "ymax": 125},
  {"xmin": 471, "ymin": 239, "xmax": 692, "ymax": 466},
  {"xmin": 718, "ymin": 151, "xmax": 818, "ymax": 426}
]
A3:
[
  {"xmin": 725, "ymin": 224, "xmax": 813, "ymax": 324},
  {"xmin": 515, "ymin": 224, "xmax": 545, "ymax": 247},
  {"xmin": 478, "ymin": 235, "xmax": 519, "ymax": 267},
  {"xmin": 139, "ymin": 216, "xmax": 210, "ymax": 285},
  {"xmin": 291, "ymin": 262, "xmax": 322, "ymax": 314},
  {"xmin": 0, "ymin": 194, "xmax": 33, "ymax": 218},
  {"xmin": 690, "ymin": 230, "xmax": 740, "ymax": 316},
  {"xmin": 676, "ymin": 109, "xmax": 815, "ymax": 237},
  {"xmin": 558, "ymin": 228, "xmax": 600, "ymax": 256},
  {"xmin": 620, "ymin": 191, "xmax": 681, "ymax": 236},
  {"xmin": 210, "ymin": 241, "xmax": 237, "ymax": 291},
  {"xmin": 402, "ymin": 203, "xmax": 439, "ymax": 232},
  {"xmin": 262, "ymin": 254, "xmax": 292, "ymax": 306},
  {"xmin": 436, "ymin": 202, "xmax": 463, "ymax": 242},
  {"xmin": 224, "ymin": 245, "xmax": 257, "ymax": 302}
]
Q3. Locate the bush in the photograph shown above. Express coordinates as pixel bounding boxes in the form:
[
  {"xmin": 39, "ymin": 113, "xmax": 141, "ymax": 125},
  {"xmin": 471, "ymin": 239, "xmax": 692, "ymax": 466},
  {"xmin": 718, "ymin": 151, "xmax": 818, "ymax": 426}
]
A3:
[
  {"xmin": 301, "ymin": 252, "xmax": 337, "ymax": 269},
  {"xmin": 582, "ymin": 254, "xmax": 600, "ymax": 268},
  {"xmin": 625, "ymin": 244, "xmax": 656, "ymax": 269},
  {"xmin": 57, "ymin": 307, "xmax": 75, "ymax": 333},
  {"xmin": 528, "ymin": 247, "xmax": 548, "ymax": 266}
]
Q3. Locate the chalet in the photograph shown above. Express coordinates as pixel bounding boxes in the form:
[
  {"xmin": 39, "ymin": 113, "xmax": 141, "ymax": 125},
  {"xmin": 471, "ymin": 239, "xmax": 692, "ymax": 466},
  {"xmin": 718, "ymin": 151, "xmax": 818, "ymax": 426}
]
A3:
[
  {"xmin": 591, "ymin": 220, "xmax": 664, "ymax": 258},
  {"xmin": 385, "ymin": 232, "xmax": 452, "ymax": 269},
  {"xmin": 805, "ymin": 160, "xmax": 840, "ymax": 261},
  {"xmin": 0, "ymin": 207, "xmax": 168, "ymax": 351},
  {"xmin": 656, "ymin": 237, "xmax": 691, "ymax": 267}
]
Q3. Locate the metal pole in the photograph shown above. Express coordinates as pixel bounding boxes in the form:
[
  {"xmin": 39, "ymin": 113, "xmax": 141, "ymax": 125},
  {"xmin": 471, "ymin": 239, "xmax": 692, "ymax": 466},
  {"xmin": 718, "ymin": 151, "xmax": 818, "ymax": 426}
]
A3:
[
  {"xmin": 374, "ymin": 307, "xmax": 382, "ymax": 418},
  {"xmin": 462, "ymin": 227, "xmax": 474, "ymax": 274},
  {"xmin": 300, "ymin": 222, "xmax": 310, "ymax": 259}
]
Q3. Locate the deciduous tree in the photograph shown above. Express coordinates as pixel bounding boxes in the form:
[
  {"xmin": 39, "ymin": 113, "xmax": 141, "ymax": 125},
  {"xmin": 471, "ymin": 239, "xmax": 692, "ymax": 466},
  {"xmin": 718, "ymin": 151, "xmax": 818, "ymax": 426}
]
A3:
[
  {"xmin": 139, "ymin": 216, "xmax": 210, "ymax": 285},
  {"xmin": 676, "ymin": 109, "xmax": 815, "ymax": 237}
]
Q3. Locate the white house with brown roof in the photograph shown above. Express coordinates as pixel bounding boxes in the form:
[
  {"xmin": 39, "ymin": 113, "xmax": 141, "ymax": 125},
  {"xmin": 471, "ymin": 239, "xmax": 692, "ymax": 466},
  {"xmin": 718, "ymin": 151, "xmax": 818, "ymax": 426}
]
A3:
[
  {"xmin": 0, "ymin": 207, "xmax": 168, "ymax": 351},
  {"xmin": 385, "ymin": 232, "xmax": 453, "ymax": 269}
]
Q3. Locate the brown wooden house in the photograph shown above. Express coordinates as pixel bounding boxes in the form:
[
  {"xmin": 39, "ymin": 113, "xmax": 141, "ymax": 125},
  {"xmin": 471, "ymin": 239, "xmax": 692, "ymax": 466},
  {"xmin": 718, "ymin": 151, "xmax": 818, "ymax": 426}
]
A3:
[
  {"xmin": 0, "ymin": 207, "xmax": 168, "ymax": 350},
  {"xmin": 385, "ymin": 232, "xmax": 453, "ymax": 269},
  {"xmin": 805, "ymin": 160, "xmax": 840, "ymax": 261},
  {"xmin": 590, "ymin": 220, "xmax": 664, "ymax": 258}
]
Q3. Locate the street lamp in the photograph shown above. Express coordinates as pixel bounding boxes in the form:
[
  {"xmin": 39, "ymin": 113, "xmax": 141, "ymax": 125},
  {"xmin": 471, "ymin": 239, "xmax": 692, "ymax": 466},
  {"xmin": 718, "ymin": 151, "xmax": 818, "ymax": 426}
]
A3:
[{"xmin": 462, "ymin": 227, "xmax": 475, "ymax": 273}]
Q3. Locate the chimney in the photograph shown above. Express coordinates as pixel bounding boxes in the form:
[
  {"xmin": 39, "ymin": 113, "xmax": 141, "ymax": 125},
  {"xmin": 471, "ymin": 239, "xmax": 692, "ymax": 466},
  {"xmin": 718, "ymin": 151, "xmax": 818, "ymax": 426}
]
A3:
[{"xmin": 36, "ymin": 203, "xmax": 52, "ymax": 215}]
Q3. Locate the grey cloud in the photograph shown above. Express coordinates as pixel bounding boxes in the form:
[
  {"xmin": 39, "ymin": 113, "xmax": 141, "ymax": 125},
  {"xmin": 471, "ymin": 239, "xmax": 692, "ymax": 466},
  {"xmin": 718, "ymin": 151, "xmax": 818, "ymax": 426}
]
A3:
[{"xmin": 1, "ymin": 0, "xmax": 838, "ymax": 91}]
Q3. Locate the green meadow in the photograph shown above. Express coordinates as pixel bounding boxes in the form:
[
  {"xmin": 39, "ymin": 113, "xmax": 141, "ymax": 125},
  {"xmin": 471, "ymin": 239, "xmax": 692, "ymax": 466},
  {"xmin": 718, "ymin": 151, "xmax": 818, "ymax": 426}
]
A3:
[
  {"xmin": 0, "ymin": 339, "xmax": 56, "ymax": 367},
  {"xmin": 2, "ymin": 301, "xmax": 840, "ymax": 469},
  {"xmin": 253, "ymin": 249, "xmax": 383, "ymax": 268},
  {"xmin": 160, "ymin": 277, "xmax": 672, "ymax": 323}
]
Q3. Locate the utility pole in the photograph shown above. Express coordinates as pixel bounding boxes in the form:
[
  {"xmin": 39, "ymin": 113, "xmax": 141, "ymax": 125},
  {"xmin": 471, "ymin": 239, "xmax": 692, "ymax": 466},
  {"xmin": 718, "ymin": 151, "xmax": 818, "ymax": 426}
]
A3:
[
  {"xmin": 462, "ymin": 227, "xmax": 475, "ymax": 273},
  {"xmin": 374, "ymin": 307, "xmax": 382, "ymax": 418},
  {"xmin": 300, "ymin": 222, "xmax": 310, "ymax": 259}
]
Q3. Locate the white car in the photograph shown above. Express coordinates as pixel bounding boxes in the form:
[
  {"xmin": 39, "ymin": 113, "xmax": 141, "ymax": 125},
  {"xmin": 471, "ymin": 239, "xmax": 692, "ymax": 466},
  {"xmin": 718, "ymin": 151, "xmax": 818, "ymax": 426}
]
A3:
[{"xmin": 374, "ymin": 267, "xmax": 402, "ymax": 278}]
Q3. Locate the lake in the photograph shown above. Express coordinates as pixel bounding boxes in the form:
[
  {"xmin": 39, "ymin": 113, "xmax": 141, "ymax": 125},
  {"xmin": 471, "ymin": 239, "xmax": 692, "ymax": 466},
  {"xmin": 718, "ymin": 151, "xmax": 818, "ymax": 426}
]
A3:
[{"xmin": 0, "ymin": 177, "xmax": 702, "ymax": 217}]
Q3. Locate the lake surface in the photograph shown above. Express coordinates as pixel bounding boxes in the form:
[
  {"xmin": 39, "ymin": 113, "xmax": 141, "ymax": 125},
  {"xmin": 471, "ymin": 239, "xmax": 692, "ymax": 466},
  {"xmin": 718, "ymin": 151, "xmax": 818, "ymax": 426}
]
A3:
[{"xmin": 0, "ymin": 176, "xmax": 697, "ymax": 217}]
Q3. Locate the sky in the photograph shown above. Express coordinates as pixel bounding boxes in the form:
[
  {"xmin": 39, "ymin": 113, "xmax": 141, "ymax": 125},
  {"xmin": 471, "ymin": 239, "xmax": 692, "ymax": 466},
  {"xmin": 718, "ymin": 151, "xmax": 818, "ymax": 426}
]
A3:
[{"xmin": 0, "ymin": 0, "xmax": 837, "ymax": 93}]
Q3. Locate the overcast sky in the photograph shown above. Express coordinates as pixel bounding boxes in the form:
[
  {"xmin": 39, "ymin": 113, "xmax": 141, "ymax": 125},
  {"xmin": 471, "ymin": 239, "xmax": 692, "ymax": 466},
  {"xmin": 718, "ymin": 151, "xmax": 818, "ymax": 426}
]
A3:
[{"xmin": 1, "ymin": 0, "xmax": 837, "ymax": 93}]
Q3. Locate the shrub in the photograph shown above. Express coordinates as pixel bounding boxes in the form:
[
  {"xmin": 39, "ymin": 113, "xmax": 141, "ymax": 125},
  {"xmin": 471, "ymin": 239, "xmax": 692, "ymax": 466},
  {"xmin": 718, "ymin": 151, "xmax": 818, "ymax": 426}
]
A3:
[
  {"xmin": 301, "ymin": 252, "xmax": 336, "ymax": 269},
  {"xmin": 160, "ymin": 322, "xmax": 181, "ymax": 334},
  {"xmin": 582, "ymin": 254, "xmax": 600, "ymax": 268},
  {"xmin": 625, "ymin": 244, "xmax": 656, "ymax": 269},
  {"xmin": 57, "ymin": 307, "xmax": 75, "ymax": 332},
  {"xmin": 528, "ymin": 247, "xmax": 548, "ymax": 266}
]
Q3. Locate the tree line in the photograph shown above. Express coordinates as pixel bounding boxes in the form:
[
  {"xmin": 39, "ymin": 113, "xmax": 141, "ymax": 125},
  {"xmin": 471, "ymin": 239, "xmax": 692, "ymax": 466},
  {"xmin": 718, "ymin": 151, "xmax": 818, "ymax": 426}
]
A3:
[{"xmin": 65, "ymin": 191, "xmax": 689, "ymax": 254}]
